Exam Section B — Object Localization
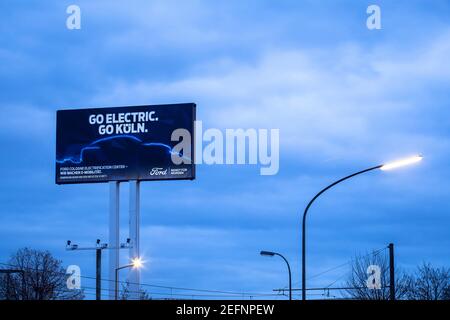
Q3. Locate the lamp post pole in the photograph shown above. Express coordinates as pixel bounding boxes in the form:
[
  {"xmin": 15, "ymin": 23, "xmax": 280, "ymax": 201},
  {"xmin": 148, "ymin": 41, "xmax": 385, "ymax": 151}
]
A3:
[
  {"xmin": 277, "ymin": 254, "xmax": 292, "ymax": 300},
  {"xmin": 260, "ymin": 251, "xmax": 292, "ymax": 300},
  {"xmin": 114, "ymin": 257, "xmax": 143, "ymax": 300},
  {"xmin": 301, "ymin": 155, "xmax": 422, "ymax": 300},
  {"xmin": 302, "ymin": 165, "xmax": 382, "ymax": 300},
  {"xmin": 115, "ymin": 264, "xmax": 133, "ymax": 300},
  {"xmin": 276, "ymin": 253, "xmax": 292, "ymax": 300}
]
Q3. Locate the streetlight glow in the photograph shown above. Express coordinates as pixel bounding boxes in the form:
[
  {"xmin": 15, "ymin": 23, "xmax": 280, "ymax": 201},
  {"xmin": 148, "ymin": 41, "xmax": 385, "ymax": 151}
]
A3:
[
  {"xmin": 301, "ymin": 154, "xmax": 423, "ymax": 300},
  {"xmin": 380, "ymin": 155, "xmax": 423, "ymax": 171},
  {"xmin": 131, "ymin": 257, "xmax": 143, "ymax": 269}
]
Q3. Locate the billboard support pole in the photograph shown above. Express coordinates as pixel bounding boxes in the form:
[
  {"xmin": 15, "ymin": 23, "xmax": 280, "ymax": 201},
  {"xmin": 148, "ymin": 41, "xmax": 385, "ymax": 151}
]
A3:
[
  {"xmin": 109, "ymin": 181, "xmax": 120, "ymax": 300},
  {"xmin": 129, "ymin": 180, "xmax": 140, "ymax": 300}
]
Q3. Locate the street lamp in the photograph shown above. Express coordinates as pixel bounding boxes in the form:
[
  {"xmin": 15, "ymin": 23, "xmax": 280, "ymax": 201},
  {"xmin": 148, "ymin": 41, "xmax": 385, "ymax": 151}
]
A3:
[
  {"xmin": 115, "ymin": 257, "xmax": 143, "ymax": 300},
  {"xmin": 301, "ymin": 155, "xmax": 422, "ymax": 300},
  {"xmin": 260, "ymin": 251, "xmax": 292, "ymax": 300}
]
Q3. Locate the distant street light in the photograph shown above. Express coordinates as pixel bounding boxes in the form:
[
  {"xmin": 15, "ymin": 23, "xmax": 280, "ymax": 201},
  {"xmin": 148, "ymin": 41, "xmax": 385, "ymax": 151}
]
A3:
[
  {"xmin": 301, "ymin": 155, "xmax": 423, "ymax": 300},
  {"xmin": 115, "ymin": 257, "xmax": 143, "ymax": 300},
  {"xmin": 260, "ymin": 251, "xmax": 292, "ymax": 300},
  {"xmin": 131, "ymin": 257, "xmax": 143, "ymax": 269}
]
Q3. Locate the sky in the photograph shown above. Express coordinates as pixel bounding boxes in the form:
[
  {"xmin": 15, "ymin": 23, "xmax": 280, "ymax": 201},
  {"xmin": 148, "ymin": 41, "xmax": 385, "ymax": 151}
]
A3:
[{"xmin": 0, "ymin": 0, "xmax": 450, "ymax": 300}]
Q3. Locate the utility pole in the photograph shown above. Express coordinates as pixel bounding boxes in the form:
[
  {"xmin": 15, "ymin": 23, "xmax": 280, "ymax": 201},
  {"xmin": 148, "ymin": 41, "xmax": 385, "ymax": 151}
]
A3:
[
  {"xmin": 388, "ymin": 243, "xmax": 395, "ymax": 301},
  {"xmin": 66, "ymin": 239, "xmax": 131, "ymax": 300},
  {"xmin": 96, "ymin": 247, "xmax": 101, "ymax": 299}
]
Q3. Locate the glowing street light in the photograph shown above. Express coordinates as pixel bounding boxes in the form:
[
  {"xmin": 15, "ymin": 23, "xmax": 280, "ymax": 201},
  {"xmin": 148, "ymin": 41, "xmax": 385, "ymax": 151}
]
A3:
[
  {"xmin": 115, "ymin": 257, "xmax": 143, "ymax": 300},
  {"xmin": 131, "ymin": 257, "xmax": 143, "ymax": 269},
  {"xmin": 301, "ymin": 155, "xmax": 423, "ymax": 300},
  {"xmin": 380, "ymin": 155, "xmax": 423, "ymax": 171}
]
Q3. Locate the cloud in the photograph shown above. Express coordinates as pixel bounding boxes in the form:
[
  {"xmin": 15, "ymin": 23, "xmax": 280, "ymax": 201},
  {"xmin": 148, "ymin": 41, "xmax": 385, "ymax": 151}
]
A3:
[
  {"xmin": 0, "ymin": 105, "xmax": 53, "ymax": 139},
  {"xmin": 91, "ymin": 31, "xmax": 450, "ymax": 166},
  {"xmin": 1, "ymin": 0, "xmax": 450, "ymax": 297}
]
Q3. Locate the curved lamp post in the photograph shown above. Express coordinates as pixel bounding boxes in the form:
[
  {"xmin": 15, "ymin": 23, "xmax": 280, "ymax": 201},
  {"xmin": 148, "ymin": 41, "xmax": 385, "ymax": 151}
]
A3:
[
  {"xmin": 260, "ymin": 250, "xmax": 292, "ymax": 300},
  {"xmin": 301, "ymin": 155, "xmax": 423, "ymax": 300},
  {"xmin": 115, "ymin": 257, "xmax": 143, "ymax": 300}
]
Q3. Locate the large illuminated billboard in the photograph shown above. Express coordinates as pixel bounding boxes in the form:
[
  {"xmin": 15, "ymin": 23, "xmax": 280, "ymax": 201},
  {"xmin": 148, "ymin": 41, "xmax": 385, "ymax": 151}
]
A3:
[{"xmin": 56, "ymin": 103, "xmax": 195, "ymax": 184}]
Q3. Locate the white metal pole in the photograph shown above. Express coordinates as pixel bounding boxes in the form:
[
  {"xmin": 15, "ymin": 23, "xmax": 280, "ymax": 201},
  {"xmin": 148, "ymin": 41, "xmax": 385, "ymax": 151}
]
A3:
[
  {"xmin": 109, "ymin": 181, "xmax": 120, "ymax": 300},
  {"xmin": 128, "ymin": 180, "xmax": 140, "ymax": 300}
]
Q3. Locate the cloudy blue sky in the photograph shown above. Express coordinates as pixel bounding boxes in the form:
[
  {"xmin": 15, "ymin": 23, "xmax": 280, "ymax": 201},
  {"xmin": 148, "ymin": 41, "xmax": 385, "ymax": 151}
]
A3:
[{"xmin": 1, "ymin": 0, "xmax": 450, "ymax": 299}]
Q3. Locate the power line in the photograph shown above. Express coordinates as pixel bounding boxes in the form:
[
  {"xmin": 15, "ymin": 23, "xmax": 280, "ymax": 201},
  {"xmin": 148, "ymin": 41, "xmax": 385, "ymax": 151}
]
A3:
[
  {"xmin": 1, "ymin": 245, "xmax": 390, "ymax": 300},
  {"xmin": 78, "ymin": 284, "xmax": 280, "ymax": 298},
  {"xmin": 283, "ymin": 245, "xmax": 388, "ymax": 290},
  {"xmin": 308, "ymin": 246, "xmax": 387, "ymax": 281},
  {"xmin": 0, "ymin": 262, "xmax": 277, "ymax": 298},
  {"xmin": 65, "ymin": 238, "xmax": 132, "ymax": 300}
]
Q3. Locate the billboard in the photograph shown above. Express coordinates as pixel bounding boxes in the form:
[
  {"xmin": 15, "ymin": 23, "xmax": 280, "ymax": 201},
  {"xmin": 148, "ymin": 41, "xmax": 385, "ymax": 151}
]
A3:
[{"xmin": 56, "ymin": 103, "xmax": 195, "ymax": 184}]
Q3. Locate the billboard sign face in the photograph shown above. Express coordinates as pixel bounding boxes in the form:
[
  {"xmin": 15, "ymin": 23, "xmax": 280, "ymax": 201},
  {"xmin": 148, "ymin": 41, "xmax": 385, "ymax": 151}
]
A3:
[{"xmin": 56, "ymin": 103, "xmax": 195, "ymax": 184}]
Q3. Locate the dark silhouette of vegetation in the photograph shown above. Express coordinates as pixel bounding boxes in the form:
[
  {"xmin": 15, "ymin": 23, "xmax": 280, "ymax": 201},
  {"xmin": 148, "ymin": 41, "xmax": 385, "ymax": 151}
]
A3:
[
  {"xmin": 0, "ymin": 248, "xmax": 84, "ymax": 300},
  {"xmin": 119, "ymin": 280, "xmax": 151, "ymax": 300},
  {"xmin": 346, "ymin": 251, "xmax": 449, "ymax": 300},
  {"xmin": 1, "ymin": 247, "xmax": 449, "ymax": 300},
  {"xmin": 345, "ymin": 250, "xmax": 410, "ymax": 300},
  {"xmin": 406, "ymin": 263, "xmax": 450, "ymax": 300}
]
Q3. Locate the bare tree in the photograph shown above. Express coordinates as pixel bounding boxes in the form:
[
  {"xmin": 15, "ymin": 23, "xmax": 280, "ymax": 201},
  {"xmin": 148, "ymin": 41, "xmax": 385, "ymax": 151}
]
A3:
[
  {"xmin": 0, "ymin": 248, "xmax": 84, "ymax": 300},
  {"xmin": 344, "ymin": 250, "xmax": 410, "ymax": 300},
  {"xmin": 119, "ymin": 280, "xmax": 151, "ymax": 300},
  {"xmin": 406, "ymin": 263, "xmax": 450, "ymax": 300},
  {"xmin": 445, "ymin": 286, "xmax": 450, "ymax": 300}
]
